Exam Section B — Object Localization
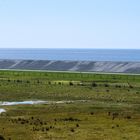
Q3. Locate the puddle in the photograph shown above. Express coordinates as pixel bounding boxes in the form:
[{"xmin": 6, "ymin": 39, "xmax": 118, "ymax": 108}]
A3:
[
  {"xmin": 0, "ymin": 100, "xmax": 88, "ymax": 106},
  {"xmin": 0, "ymin": 101, "xmax": 47, "ymax": 106},
  {"xmin": 0, "ymin": 100, "xmax": 88, "ymax": 114},
  {"xmin": 0, "ymin": 109, "xmax": 6, "ymax": 114}
]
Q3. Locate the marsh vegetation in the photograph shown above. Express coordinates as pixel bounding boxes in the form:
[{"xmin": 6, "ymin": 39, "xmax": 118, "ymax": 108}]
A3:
[{"xmin": 0, "ymin": 70, "xmax": 140, "ymax": 139}]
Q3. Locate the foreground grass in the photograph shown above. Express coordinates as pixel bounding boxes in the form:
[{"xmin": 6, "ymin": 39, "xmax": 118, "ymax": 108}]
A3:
[
  {"xmin": 1, "ymin": 102, "xmax": 140, "ymax": 140},
  {"xmin": 0, "ymin": 70, "xmax": 140, "ymax": 139}
]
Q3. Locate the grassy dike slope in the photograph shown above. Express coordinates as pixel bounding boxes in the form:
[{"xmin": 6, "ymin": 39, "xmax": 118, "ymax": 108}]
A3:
[{"xmin": 0, "ymin": 70, "xmax": 140, "ymax": 140}]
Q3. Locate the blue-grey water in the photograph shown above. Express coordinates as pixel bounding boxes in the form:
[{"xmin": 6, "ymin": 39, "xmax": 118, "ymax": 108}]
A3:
[{"xmin": 0, "ymin": 49, "xmax": 140, "ymax": 62}]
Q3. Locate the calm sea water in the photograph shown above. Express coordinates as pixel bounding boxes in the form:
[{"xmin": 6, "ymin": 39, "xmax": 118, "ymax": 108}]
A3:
[{"xmin": 0, "ymin": 49, "xmax": 140, "ymax": 62}]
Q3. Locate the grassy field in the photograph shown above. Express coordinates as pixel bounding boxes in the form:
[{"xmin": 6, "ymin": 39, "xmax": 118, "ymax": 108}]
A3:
[{"xmin": 0, "ymin": 70, "xmax": 140, "ymax": 140}]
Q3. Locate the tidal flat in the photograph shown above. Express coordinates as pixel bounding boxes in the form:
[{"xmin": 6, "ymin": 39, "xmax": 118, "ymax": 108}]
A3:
[{"xmin": 0, "ymin": 70, "xmax": 140, "ymax": 140}]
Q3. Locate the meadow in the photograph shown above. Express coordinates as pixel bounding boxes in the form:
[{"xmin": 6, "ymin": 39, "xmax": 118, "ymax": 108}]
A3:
[{"xmin": 0, "ymin": 70, "xmax": 140, "ymax": 140}]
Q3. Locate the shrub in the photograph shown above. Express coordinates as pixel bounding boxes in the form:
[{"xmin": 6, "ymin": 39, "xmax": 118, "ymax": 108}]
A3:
[
  {"xmin": 69, "ymin": 81, "xmax": 74, "ymax": 86},
  {"xmin": 70, "ymin": 128, "xmax": 75, "ymax": 132},
  {"xmin": 104, "ymin": 84, "xmax": 109, "ymax": 87},
  {"xmin": 0, "ymin": 135, "xmax": 5, "ymax": 140},
  {"xmin": 91, "ymin": 82, "xmax": 97, "ymax": 87}
]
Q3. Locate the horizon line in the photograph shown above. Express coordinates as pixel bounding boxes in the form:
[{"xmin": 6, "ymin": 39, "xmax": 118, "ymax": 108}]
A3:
[{"xmin": 0, "ymin": 48, "xmax": 140, "ymax": 50}]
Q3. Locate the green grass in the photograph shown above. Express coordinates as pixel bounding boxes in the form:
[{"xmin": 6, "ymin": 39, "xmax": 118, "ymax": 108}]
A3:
[{"xmin": 0, "ymin": 70, "xmax": 140, "ymax": 139}]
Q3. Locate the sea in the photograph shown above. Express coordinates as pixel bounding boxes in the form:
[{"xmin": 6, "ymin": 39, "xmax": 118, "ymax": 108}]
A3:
[{"xmin": 0, "ymin": 48, "xmax": 140, "ymax": 62}]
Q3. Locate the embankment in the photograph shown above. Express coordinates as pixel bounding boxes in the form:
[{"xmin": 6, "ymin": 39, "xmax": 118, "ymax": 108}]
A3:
[{"xmin": 0, "ymin": 59, "xmax": 140, "ymax": 73}]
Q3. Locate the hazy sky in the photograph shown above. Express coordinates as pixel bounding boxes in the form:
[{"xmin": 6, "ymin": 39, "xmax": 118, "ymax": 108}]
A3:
[{"xmin": 0, "ymin": 0, "xmax": 140, "ymax": 49}]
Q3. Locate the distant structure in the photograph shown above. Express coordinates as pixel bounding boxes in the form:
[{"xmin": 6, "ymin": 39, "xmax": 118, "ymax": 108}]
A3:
[{"xmin": 0, "ymin": 59, "xmax": 140, "ymax": 73}]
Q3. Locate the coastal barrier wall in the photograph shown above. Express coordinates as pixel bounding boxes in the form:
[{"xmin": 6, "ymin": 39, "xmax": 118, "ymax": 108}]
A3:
[{"xmin": 0, "ymin": 60, "xmax": 140, "ymax": 73}]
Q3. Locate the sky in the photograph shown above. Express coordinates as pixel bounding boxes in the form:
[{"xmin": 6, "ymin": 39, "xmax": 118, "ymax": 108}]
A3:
[{"xmin": 0, "ymin": 0, "xmax": 140, "ymax": 49}]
